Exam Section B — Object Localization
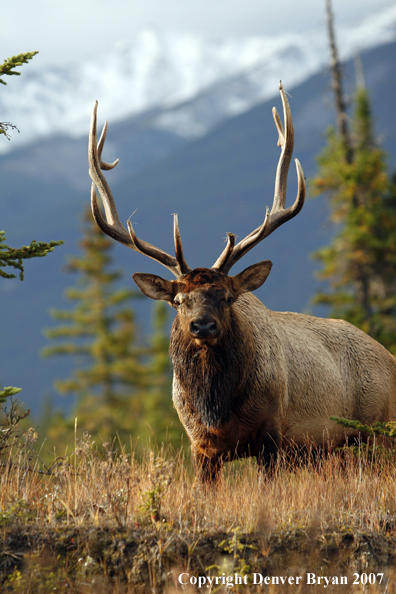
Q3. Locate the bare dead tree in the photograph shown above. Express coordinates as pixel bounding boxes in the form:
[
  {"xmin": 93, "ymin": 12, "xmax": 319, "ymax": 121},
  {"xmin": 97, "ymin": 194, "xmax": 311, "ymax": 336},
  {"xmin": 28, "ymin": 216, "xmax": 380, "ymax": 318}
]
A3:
[
  {"xmin": 325, "ymin": 0, "xmax": 372, "ymax": 322},
  {"xmin": 325, "ymin": 0, "xmax": 353, "ymax": 164}
]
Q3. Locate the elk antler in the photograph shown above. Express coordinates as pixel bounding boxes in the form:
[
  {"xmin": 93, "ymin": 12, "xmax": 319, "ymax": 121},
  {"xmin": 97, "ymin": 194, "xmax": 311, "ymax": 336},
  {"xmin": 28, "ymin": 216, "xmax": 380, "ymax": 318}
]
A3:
[
  {"xmin": 88, "ymin": 101, "xmax": 191, "ymax": 278},
  {"xmin": 212, "ymin": 81, "xmax": 306, "ymax": 274}
]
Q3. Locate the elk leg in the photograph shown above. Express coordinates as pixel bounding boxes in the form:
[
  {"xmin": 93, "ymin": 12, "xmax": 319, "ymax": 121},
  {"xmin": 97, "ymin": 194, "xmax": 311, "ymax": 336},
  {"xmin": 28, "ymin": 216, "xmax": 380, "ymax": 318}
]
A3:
[
  {"xmin": 192, "ymin": 450, "xmax": 223, "ymax": 484},
  {"xmin": 257, "ymin": 431, "xmax": 281, "ymax": 474}
]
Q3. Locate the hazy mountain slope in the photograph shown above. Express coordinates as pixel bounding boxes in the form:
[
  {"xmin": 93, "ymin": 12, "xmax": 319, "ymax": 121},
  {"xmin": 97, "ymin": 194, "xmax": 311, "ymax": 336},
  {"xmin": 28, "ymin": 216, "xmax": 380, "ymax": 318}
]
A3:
[{"xmin": 1, "ymin": 41, "xmax": 395, "ymax": 415}]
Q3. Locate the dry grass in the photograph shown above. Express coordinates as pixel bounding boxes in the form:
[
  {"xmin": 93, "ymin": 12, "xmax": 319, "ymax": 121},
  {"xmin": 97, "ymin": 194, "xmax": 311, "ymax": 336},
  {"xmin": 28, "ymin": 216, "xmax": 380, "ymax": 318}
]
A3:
[{"xmin": 1, "ymin": 428, "xmax": 396, "ymax": 592}]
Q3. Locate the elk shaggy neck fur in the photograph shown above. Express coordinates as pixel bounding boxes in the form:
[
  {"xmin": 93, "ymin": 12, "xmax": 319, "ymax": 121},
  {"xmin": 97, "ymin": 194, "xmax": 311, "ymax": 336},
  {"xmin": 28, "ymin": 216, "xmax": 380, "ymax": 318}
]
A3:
[{"xmin": 170, "ymin": 309, "xmax": 249, "ymax": 428}]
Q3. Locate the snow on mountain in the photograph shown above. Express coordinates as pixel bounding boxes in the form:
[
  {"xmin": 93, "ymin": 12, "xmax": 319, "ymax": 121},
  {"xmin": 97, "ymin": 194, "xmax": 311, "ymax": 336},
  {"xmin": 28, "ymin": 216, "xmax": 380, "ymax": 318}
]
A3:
[{"xmin": 1, "ymin": 3, "xmax": 396, "ymax": 152}]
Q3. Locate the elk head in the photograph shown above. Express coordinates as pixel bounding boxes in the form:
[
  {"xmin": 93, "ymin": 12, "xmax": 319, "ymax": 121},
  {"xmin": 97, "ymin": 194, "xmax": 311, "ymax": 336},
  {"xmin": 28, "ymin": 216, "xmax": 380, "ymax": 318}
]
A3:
[
  {"xmin": 133, "ymin": 263, "xmax": 272, "ymax": 346},
  {"xmin": 88, "ymin": 81, "xmax": 305, "ymax": 346}
]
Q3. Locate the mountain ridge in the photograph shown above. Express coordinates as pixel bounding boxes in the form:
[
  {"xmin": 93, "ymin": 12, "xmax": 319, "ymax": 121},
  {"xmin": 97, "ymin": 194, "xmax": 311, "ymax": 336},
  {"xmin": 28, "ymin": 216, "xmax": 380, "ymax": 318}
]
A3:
[{"xmin": 1, "ymin": 3, "xmax": 396, "ymax": 153}]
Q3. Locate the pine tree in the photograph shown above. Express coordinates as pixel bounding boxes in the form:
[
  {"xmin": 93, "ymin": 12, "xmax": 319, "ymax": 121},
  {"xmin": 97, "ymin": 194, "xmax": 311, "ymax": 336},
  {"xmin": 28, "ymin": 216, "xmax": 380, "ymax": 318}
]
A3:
[
  {"xmin": 312, "ymin": 3, "xmax": 396, "ymax": 353},
  {"xmin": 43, "ymin": 208, "xmax": 148, "ymax": 444},
  {"xmin": 0, "ymin": 231, "xmax": 63, "ymax": 280},
  {"xmin": 0, "ymin": 51, "xmax": 38, "ymax": 138}
]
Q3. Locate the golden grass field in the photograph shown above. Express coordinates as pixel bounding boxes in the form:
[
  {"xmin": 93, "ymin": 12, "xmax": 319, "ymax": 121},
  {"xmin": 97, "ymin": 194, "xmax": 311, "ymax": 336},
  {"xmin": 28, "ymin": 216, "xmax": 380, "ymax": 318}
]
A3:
[{"xmin": 1, "ymin": 421, "xmax": 396, "ymax": 592}]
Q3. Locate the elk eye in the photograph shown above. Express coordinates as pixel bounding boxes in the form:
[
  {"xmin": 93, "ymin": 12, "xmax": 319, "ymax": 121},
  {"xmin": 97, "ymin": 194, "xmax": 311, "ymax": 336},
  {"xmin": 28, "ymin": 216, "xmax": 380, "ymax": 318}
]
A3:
[
  {"xmin": 226, "ymin": 295, "xmax": 233, "ymax": 305},
  {"xmin": 173, "ymin": 299, "xmax": 180, "ymax": 307}
]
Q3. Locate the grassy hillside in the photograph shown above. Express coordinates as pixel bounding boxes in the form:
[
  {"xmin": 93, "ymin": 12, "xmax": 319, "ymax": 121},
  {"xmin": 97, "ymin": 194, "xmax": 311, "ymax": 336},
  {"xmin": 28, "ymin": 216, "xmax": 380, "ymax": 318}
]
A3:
[{"xmin": 1, "ymin": 435, "xmax": 396, "ymax": 592}]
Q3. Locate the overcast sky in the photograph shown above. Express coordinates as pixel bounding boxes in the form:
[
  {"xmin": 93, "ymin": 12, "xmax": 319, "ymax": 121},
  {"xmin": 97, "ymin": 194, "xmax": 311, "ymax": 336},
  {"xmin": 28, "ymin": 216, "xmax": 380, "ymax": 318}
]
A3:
[{"xmin": 3, "ymin": 0, "xmax": 392, "ymax": 69}]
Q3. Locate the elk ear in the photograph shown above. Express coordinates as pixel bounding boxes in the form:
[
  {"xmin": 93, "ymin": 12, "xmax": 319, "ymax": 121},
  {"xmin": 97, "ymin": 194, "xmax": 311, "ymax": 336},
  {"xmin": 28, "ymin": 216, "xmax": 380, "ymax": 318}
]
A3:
[
  {"xmin": 133, "ymin": 273, "xmax": 175, "ymax": 302},
  {"xmin": 230, "ymin": 260, "xmax": 272, "ymax": 296}
]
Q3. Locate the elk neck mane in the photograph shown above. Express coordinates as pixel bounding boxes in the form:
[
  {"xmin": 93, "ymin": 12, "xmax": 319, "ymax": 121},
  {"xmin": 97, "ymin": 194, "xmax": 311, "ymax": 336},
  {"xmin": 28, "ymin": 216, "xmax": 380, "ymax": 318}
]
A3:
[{"xmin": 170, "ymin": 308, "xmax": 249, "ymax": 428}]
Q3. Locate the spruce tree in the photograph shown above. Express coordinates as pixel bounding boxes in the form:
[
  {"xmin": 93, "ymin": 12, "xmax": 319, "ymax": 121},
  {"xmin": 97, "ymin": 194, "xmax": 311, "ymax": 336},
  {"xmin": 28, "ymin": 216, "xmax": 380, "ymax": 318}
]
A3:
[
  {"xmin": 0, "ymin": 51, "xmax": 38, "ymax": 138},
  {"xmin": 0, "ymin": 231, "xmax": 63, "ymax": 280},
  {"xmin": 312, "ymin": 3, "xmax": 396, "ymax": 352},
  {"xmin": 43, "ymin": 208, "xmax": 147, "ymax": 444}
]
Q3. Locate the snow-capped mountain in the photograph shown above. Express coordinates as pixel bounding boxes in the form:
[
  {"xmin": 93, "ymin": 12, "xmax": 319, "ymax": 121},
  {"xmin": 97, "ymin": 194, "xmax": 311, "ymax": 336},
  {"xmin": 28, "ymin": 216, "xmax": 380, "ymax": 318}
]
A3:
[{"xmin": 1, "ymin": 3, "xmax": 396, "ymax": 152}]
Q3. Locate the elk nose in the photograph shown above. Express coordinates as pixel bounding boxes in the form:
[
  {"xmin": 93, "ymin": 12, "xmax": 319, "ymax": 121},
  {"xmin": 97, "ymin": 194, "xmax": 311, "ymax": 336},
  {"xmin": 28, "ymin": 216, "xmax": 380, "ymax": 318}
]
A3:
[{"xmin": 190, "ymin": 318, "xmax": 218, "ymax": 339}]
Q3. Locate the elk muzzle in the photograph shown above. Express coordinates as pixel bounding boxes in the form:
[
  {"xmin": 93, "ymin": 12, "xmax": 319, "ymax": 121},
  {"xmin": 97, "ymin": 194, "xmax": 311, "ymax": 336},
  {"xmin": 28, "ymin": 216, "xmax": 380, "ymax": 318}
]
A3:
[{"xmin": 189, "ymin": 315, "xmax": 220, "ymax": 346}]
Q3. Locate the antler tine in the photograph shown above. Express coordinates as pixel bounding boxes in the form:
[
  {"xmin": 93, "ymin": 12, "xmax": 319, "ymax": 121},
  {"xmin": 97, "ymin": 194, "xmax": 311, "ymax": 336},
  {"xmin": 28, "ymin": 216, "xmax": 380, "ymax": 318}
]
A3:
[
  {"xmin": 212, "ymin": 81, "xmax": 305, "ymax": 275},
  {"xmin": 126, "ymin": 218, "xmax": 187, "ymax": 276},
  {"xmin": 97, "ymin": 120, "xmax": 119, "ymax": 171},
  {"xmin": 173, "ymin": 214, "xmax": 192, "ymax": 275},
  {"xmin": 89, "ymin": 101, "xmax": 191, "ymax": 278},
  {"xmin": 212, "ymin": 208, "xmax": 270, "ymax": 273},
  {"xmin": 89, "ymin": 101, "xmax": 128, "ymax": 234},
  {"xmin": 211, "ymin": 232, "xmax": 235, "ymax": 272},
  {"xmin": 272, "ymin": 81, "xmax": 294, "ymax": 212}
]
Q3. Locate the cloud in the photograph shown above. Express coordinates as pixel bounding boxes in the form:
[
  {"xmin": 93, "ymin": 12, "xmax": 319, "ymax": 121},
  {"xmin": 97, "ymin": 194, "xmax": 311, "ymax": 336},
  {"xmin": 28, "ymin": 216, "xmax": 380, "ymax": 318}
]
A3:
[{"xmin": 3, "ymin": 0, "xmax": 393, "ymax": 67}]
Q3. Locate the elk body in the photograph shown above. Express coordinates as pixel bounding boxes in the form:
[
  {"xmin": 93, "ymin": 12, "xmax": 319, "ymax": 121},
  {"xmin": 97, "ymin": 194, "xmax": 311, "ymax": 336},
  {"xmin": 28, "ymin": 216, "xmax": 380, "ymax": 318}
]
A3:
[{"xmin": 88, "ymin": 83, "xmax": 396, "ymax": 482}]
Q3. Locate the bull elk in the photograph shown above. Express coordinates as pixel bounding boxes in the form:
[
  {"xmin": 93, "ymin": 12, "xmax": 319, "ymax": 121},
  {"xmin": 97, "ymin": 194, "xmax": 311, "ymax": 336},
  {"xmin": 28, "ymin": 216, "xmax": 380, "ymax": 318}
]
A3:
[{"xmin": 88, "ymin": 82, "xmax": 396, "ymax": 482}]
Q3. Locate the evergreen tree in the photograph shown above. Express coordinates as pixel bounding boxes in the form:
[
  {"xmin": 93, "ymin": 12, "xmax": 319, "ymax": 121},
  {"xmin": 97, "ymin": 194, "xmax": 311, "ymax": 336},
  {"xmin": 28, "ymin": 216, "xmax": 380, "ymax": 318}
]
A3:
[
  {"xmin": 43, "ymin": 208, "xmax": 147, "ymax": 444},
  {"xmin": 0, "ymin": 231, "xmax": 63, "ymax": 280},
  {"xmin": 0, "ymin": 51, "xmax": 38, "ymax": 138},
  {"xmin": 312, "ymin": 5, "xmax": 396, "ymax": 352}
]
